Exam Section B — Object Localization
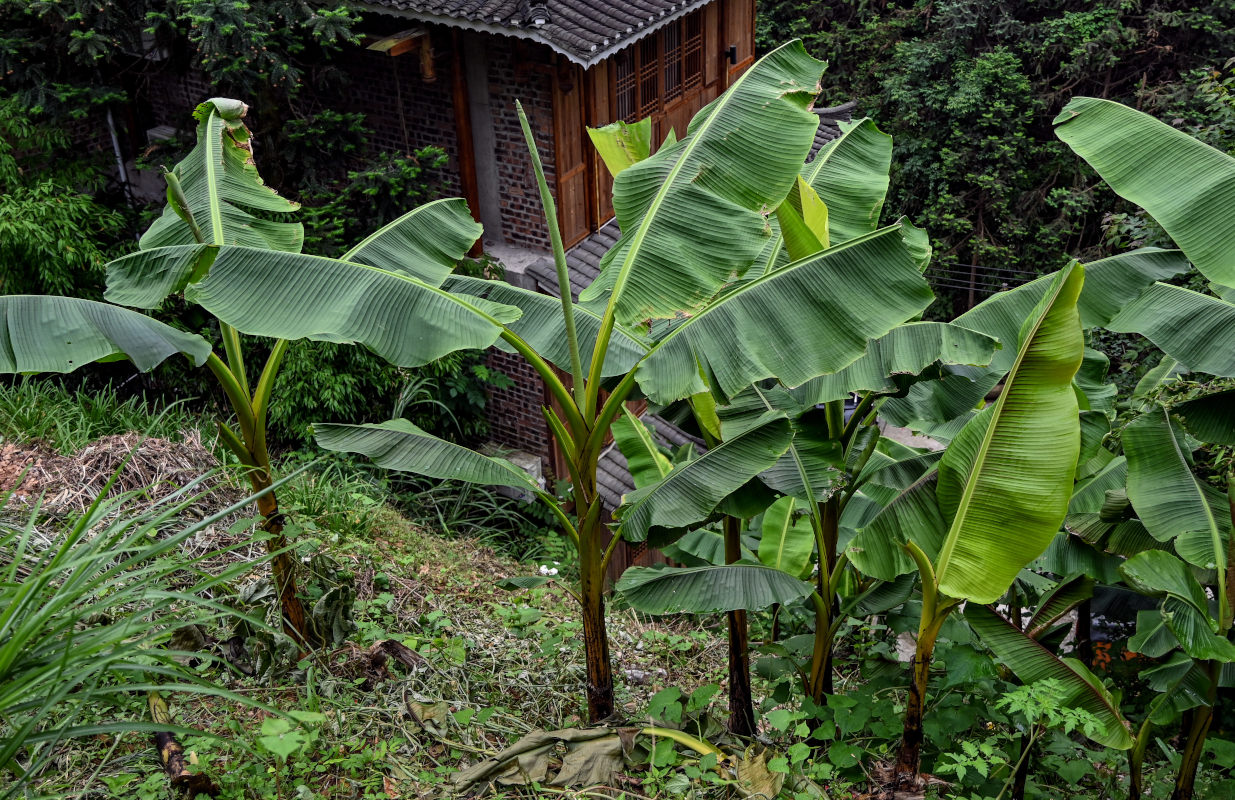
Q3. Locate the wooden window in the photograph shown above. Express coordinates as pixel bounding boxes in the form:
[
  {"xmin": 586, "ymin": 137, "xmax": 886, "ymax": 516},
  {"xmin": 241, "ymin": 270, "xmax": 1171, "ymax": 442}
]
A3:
[
  {"xmin": 683, "ymin": 12, "xmax": 703, "ymax": 91},
  {"xmin": 615, "ymin": 49, "xmax": 636, "ymax": 121},
  {"xmin": 663, "ymin": 19, "xmax": 682, "ymax": 102},
  {"xmin": 638, "ymin": 37, "xmax": 659, "ymax": 118},
  {"xmin": 613, "ymin": 10, "xmax": 706, "ymax": 123}
]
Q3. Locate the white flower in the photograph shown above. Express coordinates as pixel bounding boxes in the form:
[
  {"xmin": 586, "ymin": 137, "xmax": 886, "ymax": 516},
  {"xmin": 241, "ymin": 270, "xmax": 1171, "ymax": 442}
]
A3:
[
  {"xmin": 539, "ymin": 565, "xmax": 550, "ymax": 575},
  {"xmin": 548, "ymin": 568, "xmax": 559, "ymax": 576}
]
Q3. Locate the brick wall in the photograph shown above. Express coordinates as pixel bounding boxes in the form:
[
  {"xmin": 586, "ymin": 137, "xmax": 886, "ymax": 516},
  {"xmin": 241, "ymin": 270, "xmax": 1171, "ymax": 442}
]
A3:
[
  {"xmin": 336, "ymin": 33, "xmax": 461, "ymax": 196},
  {"xmin": 484, "ymin": 38, "xmax": 556, "ymax": 249},
  {"xmin": 485, "ymin": 348, "xmax": 555, "ymax": 473},
  {"xmin": 144, "ymin": 69, "xmax": 213, "ymax": 129}
]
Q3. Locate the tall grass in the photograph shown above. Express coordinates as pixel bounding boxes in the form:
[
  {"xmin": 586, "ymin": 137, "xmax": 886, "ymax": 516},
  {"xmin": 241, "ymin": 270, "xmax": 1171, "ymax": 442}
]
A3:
[
  {"xmin": 0, "ymin": 468, "xmax": 281, "ymax": 797},
  {"xmin": 0, "ymin": 378, "xmax": 207, "ymax": 454}
]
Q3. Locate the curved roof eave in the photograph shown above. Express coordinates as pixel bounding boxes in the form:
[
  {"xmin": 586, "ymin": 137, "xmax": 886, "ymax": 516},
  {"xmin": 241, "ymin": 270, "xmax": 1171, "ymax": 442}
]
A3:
[{"xmin": 356, "ymin": 0, "xmax": 717, "ymax": 68}]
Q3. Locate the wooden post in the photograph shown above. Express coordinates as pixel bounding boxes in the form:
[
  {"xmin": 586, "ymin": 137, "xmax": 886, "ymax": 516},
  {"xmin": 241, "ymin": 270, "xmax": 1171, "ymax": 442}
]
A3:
[{"xmin": 451, "ymin": 29, "xmax": 483, "ymax": 256}]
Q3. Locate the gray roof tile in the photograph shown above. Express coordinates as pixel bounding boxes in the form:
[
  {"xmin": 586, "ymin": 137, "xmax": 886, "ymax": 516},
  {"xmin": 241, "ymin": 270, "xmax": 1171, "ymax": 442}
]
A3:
[
  {"xmin": 596, "ymin": 414, "xmax": 703, "ymax": 510},
  {"xmin": 361, "ymin": 0, "xmax": 713, "ymax": 65}
]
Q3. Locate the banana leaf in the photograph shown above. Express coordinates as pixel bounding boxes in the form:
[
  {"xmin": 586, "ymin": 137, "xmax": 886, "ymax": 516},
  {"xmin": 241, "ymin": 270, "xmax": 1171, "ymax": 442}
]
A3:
[
  {"xmin": 140, "ymin": 98, "xmax": 302, "ymax": 252},
  {"xmin": 314, "ymin": 419, "xmax": 539, "ymax": 492},
  {"xmin": 615, "ymin": 562, "xmax": 813, "ymax": 615},
  {"xmin": 616, "ymin": 416, "xmax": 793, "ymax": 542},
  {"xmin": 966, "ymin": 604, "xmax": 1133, "ymax": 749},
  {"xmin": 634, "ymin": 224, "xmax": 932, "ymax": 404},
  {"xmin": 580, "ymin": 42, "xmax": 825, "ymax": 323},
  {"xmin": 1055, "ymin": 96, "xmax": 1235, "ymax": 286},
  {"xmin": 933, "ymin": 263, "xmax": 1085, "ymax": 603},
  {"xmin": 0, "ymin": 296, "xmax": 211, "ymax": 373}
]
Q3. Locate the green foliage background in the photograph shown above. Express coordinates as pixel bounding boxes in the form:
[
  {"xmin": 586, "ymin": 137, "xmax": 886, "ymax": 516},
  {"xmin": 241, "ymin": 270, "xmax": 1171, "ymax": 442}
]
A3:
[
  {"xmin": 0, "ymin": 0, "xmax": 505, "ymax": 447},
  {"xmin": 757, "ymin": 0, "xmax": 1235, "ymax": 316}
]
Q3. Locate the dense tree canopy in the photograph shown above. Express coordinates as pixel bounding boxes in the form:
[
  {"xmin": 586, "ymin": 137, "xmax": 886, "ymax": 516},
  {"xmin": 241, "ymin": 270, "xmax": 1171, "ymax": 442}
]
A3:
[{"xmin": 758, "ymin": 0, "xmax": 1235, "ymax": 313}]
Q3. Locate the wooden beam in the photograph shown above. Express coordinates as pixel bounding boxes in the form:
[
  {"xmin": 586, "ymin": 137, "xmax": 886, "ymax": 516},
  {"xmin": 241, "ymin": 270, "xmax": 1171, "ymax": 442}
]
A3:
[{"xmin": 450, "ymin": 29, "xmax": 483, "ymax": 256}]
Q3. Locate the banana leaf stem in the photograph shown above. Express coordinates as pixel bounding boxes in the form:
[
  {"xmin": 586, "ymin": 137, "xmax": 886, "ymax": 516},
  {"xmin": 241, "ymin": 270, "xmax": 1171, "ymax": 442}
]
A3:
[
  {"xmin": 516, "ymin": 100, "xmax": 586, "ymax": 408},
  {"xmin": 250, "ymin": 338, "xmax": 288, "ymax": 471},
  {"xmin": 499, "ymin": 329, "xmax": 587, "ymax": 438},
  {"xmin": 840, "ymin": 392, "xmax": 877, "ymax": 445},
  {"xmin": 204, "ymin": 353, "xmax": 256, "ymax": 444},
  {"xmin": 220, "ymin": 323, "xmax": 250, "ymax": 399}
]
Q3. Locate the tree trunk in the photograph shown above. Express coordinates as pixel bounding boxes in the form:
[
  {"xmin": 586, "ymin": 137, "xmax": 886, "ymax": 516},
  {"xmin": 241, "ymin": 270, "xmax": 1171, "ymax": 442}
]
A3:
[
  {"xmin": 580, "ymin": 561, "xmax": 615, "ymax": 722},
  {"xmin": 250, "ymin": 471, "xmax": 315, "ymax": 649},
  {"xmin": 577, "ymin": 500, "xmax": 615, "ymax": 723},
  {"xmin": 1172, "ymin": 661, "xmax": 1218, "ymax": 800},
  {"xmin": 896, "ymin": 610, "xmax": 948, "ymax": 787},
  {"xmin": 724, "ymin": 515, "xmax": 756, "ymax": 735},
  {"xmin": 896, "ymin": 640, "xmax": 934, "ymax": 784}
]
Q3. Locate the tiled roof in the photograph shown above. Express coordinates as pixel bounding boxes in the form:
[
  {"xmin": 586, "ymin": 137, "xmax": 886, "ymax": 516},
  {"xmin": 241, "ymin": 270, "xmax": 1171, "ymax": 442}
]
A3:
[
  {"xmin": 596, "ymin": 414, "xmax": 703, "ymax": 511},
  {"xmin": 526, "ymin": 103, "xmax": 856, "ymax": 299},
  {"xmin": 359, "ymin": 0, "xmax": 713, "ymax": 66}
]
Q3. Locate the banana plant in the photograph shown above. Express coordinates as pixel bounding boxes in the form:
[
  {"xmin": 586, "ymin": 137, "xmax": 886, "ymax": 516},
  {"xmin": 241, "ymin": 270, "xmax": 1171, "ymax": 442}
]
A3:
[
  {"xmin": 0, "ymin": 99, "xmax": 484, "ymax": 648},
  {"xmin": 846, "ymin": 262, "xmax": 1086, "ymax": 784},
  {"xmin": 1053, "ymin": 97, "xmax": 1235, "ymax": 800},
  {"xmin": 965, "ymin": 575, "xmax": 1133, "ymax": 800},
  {"xmin": 612, "ymin": 130, "xmax": 1001, "ymax": 735},
  {"xmin": 190, "ymin": 42, "xmax": 939, "ymax": 724}
]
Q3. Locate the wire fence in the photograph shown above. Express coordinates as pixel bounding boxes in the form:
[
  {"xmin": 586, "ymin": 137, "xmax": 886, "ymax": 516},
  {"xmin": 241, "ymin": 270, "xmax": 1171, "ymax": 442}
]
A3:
[{"xmin": 926, "ymin": 262, "xmax": 1040, "ymax": 306}]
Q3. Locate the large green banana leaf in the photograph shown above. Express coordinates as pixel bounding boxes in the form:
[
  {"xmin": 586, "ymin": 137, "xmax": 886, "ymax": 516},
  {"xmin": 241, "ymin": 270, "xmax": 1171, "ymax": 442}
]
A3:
[
  {"xmin": 1074, "ymin": 248, "xmax": 1192, "ymax": 328},
  {"xmin": 104, "ymin": 245, "xmax": 213, "ymax": 309},
  {"xmin": 1106, "ymin": 283, "xmax": 1235, "ymax": 377},
  {"xmin": 1069, "ymin": 455, "xmax": 1127, "ymax": 514},
  {"xmin": 0, "ymin": 296, "xmax": 211, "ymax": 373},
  {"xmin": 757, "ymin": 117, "xmax": 893, "ymax": 274},
  {"xmin": 140, "ymin": 98, "xmax": 302, "ymax": 252},
  {"xmin": 339, "ymin": 198, "xmax": 482, "ymax": 286},
  {"xmin": 758, "ymin": 426, "xmax": 844, "ymax": 503},
  {"xmin": 1124, "ymin": 406, "xmax": 1229, "ymax": 571},
  {"xmin": 578, "ymin": 42, "xmax": 825, "ymax": 323},
  {"xmin": 615, "ymin": 416, "xmax": 793, "ymax": 542},
  {"xmin": 1074, "ymin": 348, "xmax": 1117, "ymax": 417},
  {"xmin": 965, "ymin": 604, "xmax": 1133, "ymax": 749},
  {"xmin": 933, "ymin": 263, "xmax": 1085, "ymax": 603},
  {"xmin": 610, "ymin": 410, "xmax": 673, "ymax": 490},
  {"xmin": 789, "ymin": 322, "xmax": 999, "ymax": 405},
  {"xmin": 1121, "ymin": 550, "xmax": 1235, "ymax": 662},
  {"xmin": 1176, "ymin": 389, "xmax": 1235, "ymax": 446},
  {"xmin": 447, "ymin": 276, "xmax": 648, "ymax": 377},
  {"xmin": 109, "ymin": 203, "xmax": 485, "ymax": 313},
  {"xmin": 1026, "ymin": 574, "xmax": 1095, "ymax": 638},
  {"xmin": 634, "ymin": 224, "xmax": 933, "ymax": 404},
  {"xmin": 1055, "ymin": 97, "xmax": 1235, "ymax": 286},
  {"xmin": 717, "ymin": 385, "xmax": 807, "ymax": 439},
  {"xmin": 153, "ymin": 246, "xmax": 523, "ymax": 367},
  {"xmin": 1143, "ymin": 653, "xmax": 1216, "ymax": 724},
  {"xmin": 847, "ymin": 470, "xmax": 948, "ymax": 581},
  {"xmin": 614, "ymin": 562, "xmax": 813, "ymax": 615},
  {"xmin": 586, "ymin": 118, "xmax": 652, "ymax": 178},
  {"xmin": 758, "ymin": 496, "xmax": 815, "ymax": 578},
  {"xmin": 806, "ymin": 117, "xmax": 893, "ymax": 247},
  {"xmin": 314, "ymin": 419, "xmax": 538, "ymax": 492},
  {"xmin": 881, "ymin": 249, "xmax": 1188, "ymax": 430}
]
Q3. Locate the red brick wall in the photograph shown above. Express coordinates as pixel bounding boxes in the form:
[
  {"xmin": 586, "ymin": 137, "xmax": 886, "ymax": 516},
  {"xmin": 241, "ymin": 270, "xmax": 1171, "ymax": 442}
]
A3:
[
  {"xmin": 483, "ymin": 38, "xmax": 556, "ymax": 249},
  {"xmin": 485, "ymin": 348, "xmax": 554, "ymax": 472},
  {"xmin": 144, "ymin": 69, "xmax": 213, "ymax": 129},
  {"xmin": 335, "ymin": 32, "xmax": 462, "ymax": 196}
]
